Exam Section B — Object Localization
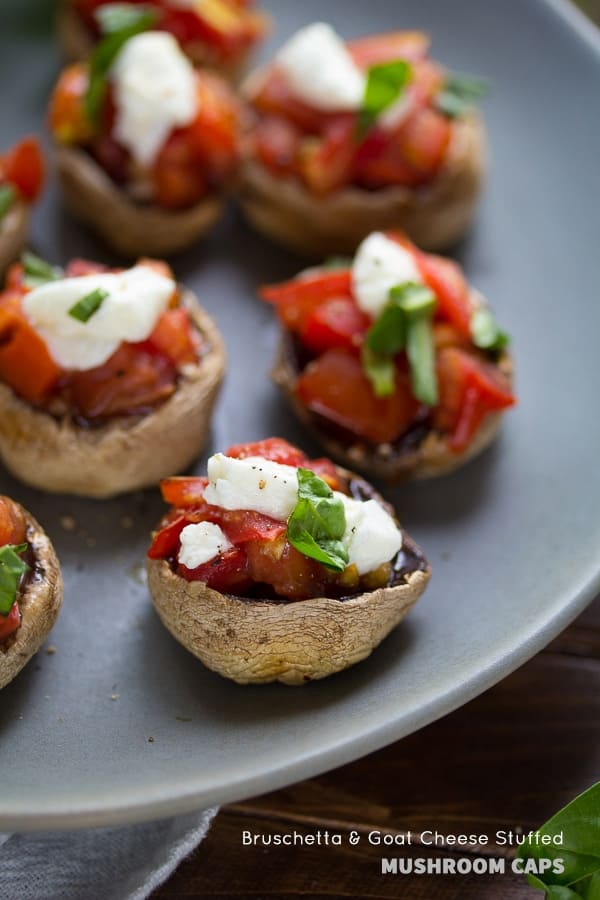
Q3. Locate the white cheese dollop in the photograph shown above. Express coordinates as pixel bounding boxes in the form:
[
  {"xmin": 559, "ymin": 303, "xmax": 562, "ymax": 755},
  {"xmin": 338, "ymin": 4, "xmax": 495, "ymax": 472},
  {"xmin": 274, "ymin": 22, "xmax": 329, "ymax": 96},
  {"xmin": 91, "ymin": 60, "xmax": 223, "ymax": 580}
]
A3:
[
  {"xmin": 351, "ymin": 231, "xmax": 423, "ymax": 318},
  {"xmin": 276, "ymin": 22, "xmax": 366, "ymax": 112},
  {"xmin": 203, "ymin": 454, "xmax": 299, "ymax": 521},
  {"xmin": 178, "ymin": 522, "xmax": 233, "ymax": 569},
  {"xmin": 201, "ymin": 453, "xmax": 402, "ymax": 574},
  {"xmin": 110, "ymin": 31, "xmax": 198, "ymax": 167},
  {"xmin": 22, "ymin": 266, "xmax": 174, "ymax": 371}
]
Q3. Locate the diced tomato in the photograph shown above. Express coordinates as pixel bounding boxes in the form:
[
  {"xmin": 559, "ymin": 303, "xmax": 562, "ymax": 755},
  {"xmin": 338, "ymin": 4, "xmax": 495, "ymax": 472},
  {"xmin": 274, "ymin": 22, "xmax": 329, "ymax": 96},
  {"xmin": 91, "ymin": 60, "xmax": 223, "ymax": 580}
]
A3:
[
  {"xmin": 260, "ymin": 270, "xmax": 353, "ymax": 333},
  {"xmin": 296, "ymin": 348, "xmax": 420, "ymax": 445},
  {"xmin": 298, "ymin": 115, "xmax": 356, "ymax": 195},
  {"xmin": 245, "ymin": 536, "xmax": 332, "ymax": 600},
  {"xmin": 348, "ymin": 31, "xmax": 430, "ymax": 69},
  {"xmin": 153, "ymin": 131, "xmax": 208, "ymax": 209},
  {"xmin": 355, "ymin": 127, "xmax": 424, "ymax": 188},
  {"xmin": 219, "ymin": 510, "xmax": 286, "ymax": 544},
  {"xmin": 252, "ymin": 69, "xmax": 325, "ymax": 133},
  {"xmin": 434, "ymin": 347, "xmax": 515, "ymax": 452},
  {"xmin": 48, "ymin": 64, "xmax": 94, "ymax": 145},
  {"xmin": 187, "ymin": 72, "xmax": 239, "ymax": 180},
  {"xmin": 160, "ymin": 477, "xmax": 209, "ymax": 508},
  {"xmin": 416, "ymin": 252, "xmax": 473, "ymax": 337},
  {"xmin": 67, "ymin": 344, "xmax": 176, "ymax": 419},
  {"xmin": 226, "ymin": 437, "xmax": 308, "ymax": 467},
  {"xmin": 145, "ymin": 309, "xmax": 199, "ymax": 367},
  {"xmin": 64, "ymin": 258, "xmax": 109, "ymax": 277},
  {"xmin": 178, "ymin": 545, "xmax": 251, "ymax": 593},
  {"xmin": 148, "ymin": 514, "xmax": 197, "ymax": 560},
  {"xmin": 160, "ymin": 1, "xmax": 268, "ymax": 59},
  {"xmin": 91, "ymin": 134, "xmax": 130, "ymax": 185},
  {"xmin": 0, "ymin": 603, "xmax": 21, "ymax": 643},
  {"xmin": 395, "ymin": 106, "xmax": 451, "ymax": 179},
  {"xmin": 0, "ymin": 137, "xmax": 45, "ymax": 203},
  {"xmin": 301, "ymin": 296, "xmax": 369, "ymax": 354},
  {"xmin": 253, "ymin": 116, "xmax": 301, "ymax": 176},
  {"xmin": 0, "ymin": 296, "xmax": 63, "ymax": 402},
  {"xmin": 0, "ymin": 496, "xmax": 26, "ymax": 546}
]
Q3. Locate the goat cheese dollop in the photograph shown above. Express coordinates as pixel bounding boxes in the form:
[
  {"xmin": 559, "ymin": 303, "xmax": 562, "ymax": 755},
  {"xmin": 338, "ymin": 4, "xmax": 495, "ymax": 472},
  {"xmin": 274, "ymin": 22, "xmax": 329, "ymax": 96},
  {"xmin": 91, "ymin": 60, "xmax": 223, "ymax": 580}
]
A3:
[{"xmin": 351, "ymin": 231, "xmax": 423, "ymax": 318}]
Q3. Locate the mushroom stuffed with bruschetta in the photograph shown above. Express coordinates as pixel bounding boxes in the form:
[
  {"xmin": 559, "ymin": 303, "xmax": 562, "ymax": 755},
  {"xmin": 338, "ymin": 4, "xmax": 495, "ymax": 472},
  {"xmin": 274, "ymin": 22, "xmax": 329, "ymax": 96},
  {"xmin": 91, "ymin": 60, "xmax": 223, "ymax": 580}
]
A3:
[
  {"xmin": 238, "ymin": 23, "xmax": 487, "ymax": 255},
  {"xmin": 0, "ymin": 495, "xmax": 63, "ymax": 690},
  {"xmin": 58, "ymin": 0, "xmax": 270, "ymax": 81},
  {"xmin": 49, "ymin": 16, "xmax": 241, "ymax": 257},
  {"xmin": 0, "ymin": 138, "xmax": 44, "ymax": 276},
  {"xmin": 147, "ymin": 437, "xmax": 431, "ymax": 684},
  {"xmin": 0, "ymin": 254, "xmax": 225, "ymax": 497},
  {"xmin": 261, "ymin": 231, "xmax": 515, "ymax": 481}
]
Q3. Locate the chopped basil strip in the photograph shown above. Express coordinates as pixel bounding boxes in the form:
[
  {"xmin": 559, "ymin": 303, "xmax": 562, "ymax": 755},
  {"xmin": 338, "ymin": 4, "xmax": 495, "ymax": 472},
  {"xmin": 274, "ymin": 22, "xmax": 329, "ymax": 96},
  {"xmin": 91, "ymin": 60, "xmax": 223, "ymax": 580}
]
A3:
[
  {"xmin": 0, "ymin": 184, "xmax": 15, "ymax": 223},
  {"xmin": 363, "ymin": 282, "xmax": 438, "ymax": 404},
  {"xmin": 361, "ymin": 345, "xmax": 396, "ymax": 398},
  {"xmin": 470, "ymin": 307, "xmax": 509, "ymax": 351},
  {"xmin": 95, "ymin": 2, "xmax": 156, "ymax": 34},
  {"xmin": 69, "ymin": 287, "xmax": 109, "ymax": 323},
  {"xmin": 358, "ymin": 59, "xmax": 412, "ymax": 137},
  {"xmin": 85, "ymin": 7, "xmax": 157, "ymax": 123},
  {"xmin": 22, "ymin": 251, "xmax": 63, "ymax": 288},
  {"xmin": 0, "ymin": 544, "xmax": 29, "ymax": 616},
  {"xmin": 436, "ymin": 72, "xmax": 489, "ymax": 119},
  {"xmin": 287, "ymin": 468, "xmax": 349, "ymax": 572}
]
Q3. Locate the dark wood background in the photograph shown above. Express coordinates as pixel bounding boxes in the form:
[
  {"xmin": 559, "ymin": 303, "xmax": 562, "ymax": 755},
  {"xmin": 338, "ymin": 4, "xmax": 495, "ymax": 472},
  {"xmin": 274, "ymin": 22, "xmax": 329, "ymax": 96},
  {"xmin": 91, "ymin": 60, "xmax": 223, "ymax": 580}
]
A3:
[{"xmin": 154, "ymin": 3, "xmax": 600, "ymax": 896}]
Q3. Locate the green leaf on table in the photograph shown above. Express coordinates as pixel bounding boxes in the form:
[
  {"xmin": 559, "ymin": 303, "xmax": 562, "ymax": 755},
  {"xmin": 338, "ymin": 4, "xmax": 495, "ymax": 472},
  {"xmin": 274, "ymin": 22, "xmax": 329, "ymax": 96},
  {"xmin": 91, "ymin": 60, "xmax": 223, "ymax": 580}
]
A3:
[
  {"xmin": 287, "ymin": 468, "xmax": 349, "ymax": 572},
  {"xmin": 0, "ymin": 184, "xmax": 15, "ymax": 222},
  {"xmin": 436, "ymin": 72, "xmax": 489, "ymax": 118},
  {"xmin": 22, "ymin": 251, "xmax": 63, "ymax": 288},
  {"xmin": 358, "ymin": 59, "xmax": 412, "ymax": 136},
  {"xmin": 0, "ymin": 544, "xmax": 29, "ymax": 616},
  {"xmin": 518, "ymin": 782, "xmax": 600, "ymax": 894}
]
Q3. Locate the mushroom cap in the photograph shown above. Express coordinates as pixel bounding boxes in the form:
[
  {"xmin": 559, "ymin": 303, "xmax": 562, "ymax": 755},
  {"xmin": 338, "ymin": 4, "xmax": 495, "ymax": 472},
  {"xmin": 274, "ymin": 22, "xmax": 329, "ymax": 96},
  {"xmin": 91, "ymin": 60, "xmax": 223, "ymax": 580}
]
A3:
[
  {"xmin": 0, "ymin": 199, "xmax": 28, "ymax": 278},
  {"xmin": 0, "ymin": 505, "xmax": 63, "ymax": 690},
  {"xmin": 147, "ymin": 470, "xmax": 431, "ymax": 685},
  {"xmin": 0, "ymin": 292, "xmax": 226, "ymax": 498},
  {"xmin": 55, "ymin": 145, "xmax": 225, "ymax": 258},
  {"xmin": 237, "ymin": 99, "xmax": 486, "ymax": 256},
  {"xmin": 271, "ymin": 291, "xmax": 514, "ymax": 482}
]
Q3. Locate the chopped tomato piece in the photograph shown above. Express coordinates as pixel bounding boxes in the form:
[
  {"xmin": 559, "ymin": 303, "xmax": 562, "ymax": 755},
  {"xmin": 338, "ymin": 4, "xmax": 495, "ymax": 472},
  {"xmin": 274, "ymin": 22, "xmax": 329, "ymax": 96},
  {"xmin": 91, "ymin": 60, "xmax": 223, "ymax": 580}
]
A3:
[
  {"xmin": 153, "ymin": 131, "xmax": 208, "ymax": 209},
  {"xmin": 434, "ymin": 347, "xmax": 515, "ymax": 452},
  {"xmin": 416, "ymin": 252, "xmax": 473, "ymax": 337},
  {"xmin": 245, "ymin": 536, "xmax": 331, "ymax": 600},
  {"xmin": 48, "ymin": 64, "xmax": 94, "ymax": 145},
  {"xmin": 226, "ymin": 437, "xmax": 308, "ymax": 467},
  {"xmin": 395, "ymin": 106, "xmax": 451, "ymax": 179},
  {"xmin": 178, "ymin": 545, "xmax": 251, "ymax": 593},
  {"xmin": 260, "ymin": 270, "xmax": 352, "ymax": 333},
  {"xmin": 0, "ymin": 603, "xmax": 21, "ymax": 643},
  {"xmin": 160, "ymin": 477, "xmax": 209, "ymax": 508},
  {"xmin": 91, "ymin": 134, "xmax": 130, "ymax": 185},
  {"xmin": 68, "ymin": 344, "xmax": 176, "ymax": 419},
  {"xmin": 0, "ymin": 137, "xmax": 45, "ymax": 203},
  {"xmin": 253, "ymin": 116, "xmax": 301, "ymax": 175},
  {"xmin": 347, "ymin": 31, "xmax": 430, "ymax": 69},
  {"xmin": 0, "ymin": 296, "xmax": 63, "ymax": 402},
  {"xmin": 298, "ymin": 116, "xmax": 356, "ymax": 195},
  {"xmin": 301, "ymin": 296, "xmax": 369, "ymax": 354},
  {"xmin": 296, "ymin": 348, "xmax": 420, "ymax": 445},
  {"xmin": 187, "ymin": 72, "xmax": 239, "ymax": 180},
  {"xmin": 148, "ymin": 514, "xmax": 197, "ymax": 560},
  {"xmin": 0, "ymin": 496, "xmax": 26, "ymax": 546},
  {"xmin": 252, "ymin": 69, "xmax": 325, "ymax": 133},
  {"xmin": 146, "ymin": 309, "xmax": 199, "ymax": 367},
  {"xmin": 219, "ymin": 510, "xmax": 286, "ymax": 544},
  {"xmin": 355, "ymin": 127, "xmax": 424, "ymax": 188}
]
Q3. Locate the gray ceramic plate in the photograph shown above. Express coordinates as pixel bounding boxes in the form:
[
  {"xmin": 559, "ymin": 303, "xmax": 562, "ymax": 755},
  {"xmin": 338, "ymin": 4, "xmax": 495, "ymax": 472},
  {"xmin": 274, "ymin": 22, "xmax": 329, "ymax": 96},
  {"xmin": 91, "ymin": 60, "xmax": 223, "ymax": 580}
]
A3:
[{"xmin": 0, "ymin": 0, "xmax": 599, "ymax": 831}]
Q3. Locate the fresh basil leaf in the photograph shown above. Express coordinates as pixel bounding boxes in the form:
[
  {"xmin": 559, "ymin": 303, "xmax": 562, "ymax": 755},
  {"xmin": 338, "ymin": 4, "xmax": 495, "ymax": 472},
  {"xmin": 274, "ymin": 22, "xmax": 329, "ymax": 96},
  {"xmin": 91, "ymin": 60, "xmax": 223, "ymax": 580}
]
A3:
[
  {"xmin": 518, "ymin": 782, "xmax": 600, "ymax": 893},
  {"xmin": 287, "ymin": 468, "xmax": 349, "ymax": 572},
  {"xmin": 0, "ymin": 544, "xmax": 29, "ymax": 616},
  {"xmin": 358, "ymin": 59, "xmax": 412, "ymax": 136},
  {"xmin": 85, "ymin": 8, "xmax": 157, "ymax": 123},
  {"xmin": 577, "ymin": 872, "xmax": 600, "ymax": 899},
  {"xmin": 95, "ymin": 2, "xmax": 156, "ymax": 34},
  {"xmin": 405, "ymin": 315, "xmax": 438, "ymax": 406},
  {"xmin": 22, "ymin": 251, "xmax": 63, "ymax": 288},
  {"xmin": 0, "ymin": 184, "xmax": 15, "ymax": 222},
  {"xmin": 436, "ymin": 72, "xmax": 489, "ymax": 118},
  {"xmin": 470, "ymin": 307, "xmax": 509, "ymax": 351},
  {"xmin": 365, "ymin": 304, "xmax": 406, "ymax": 356},
  {"xmin": 361, "ymin": 345, "xmax": 396, "ymax": 398},
  {"xmin": 389, "ymin": 282, "xmax": 437, "ymax": 318},
  {"xmin": 69, "ymin": 287, "xmax": 109, "ymax": 323}
]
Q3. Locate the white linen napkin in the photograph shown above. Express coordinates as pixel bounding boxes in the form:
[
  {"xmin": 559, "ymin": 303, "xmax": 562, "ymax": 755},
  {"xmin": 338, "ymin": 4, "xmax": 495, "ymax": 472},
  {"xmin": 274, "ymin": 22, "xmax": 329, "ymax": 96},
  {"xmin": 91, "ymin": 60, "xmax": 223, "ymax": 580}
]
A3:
[{"xmin": 0, "ymin": 807, "xmax": 218, "ymax": 900}]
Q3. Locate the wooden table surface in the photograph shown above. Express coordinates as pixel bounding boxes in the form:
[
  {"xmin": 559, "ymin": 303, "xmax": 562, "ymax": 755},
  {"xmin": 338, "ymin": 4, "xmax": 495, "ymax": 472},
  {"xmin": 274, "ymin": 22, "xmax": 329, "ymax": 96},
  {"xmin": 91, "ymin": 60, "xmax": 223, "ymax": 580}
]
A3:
[{"xmin": 154, "ymin": 596, "xmax": 600, "ymax": 899}]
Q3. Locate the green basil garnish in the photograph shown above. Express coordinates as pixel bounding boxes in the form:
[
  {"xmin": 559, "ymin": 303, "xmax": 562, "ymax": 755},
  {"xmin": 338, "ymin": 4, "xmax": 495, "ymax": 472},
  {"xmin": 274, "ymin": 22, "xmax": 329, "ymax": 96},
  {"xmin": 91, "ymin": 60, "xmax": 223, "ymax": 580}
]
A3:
[
  {"xmin": 321, "ymin": 256, "xmax": 353, "ymax": 271},
  {"xmin": 470, "ymin": 307, "xmax": 509, "ymax": 351},
  {"xmin": 85, "ymin": 6, "xmax": 157, "ymax": 124},
  {"xmin": 436, "ymin": 72, "xmax": 489, "ymax": 119},
  {"xmin": 517, "ymin": 782, "xmax": 600, "ymax": 898},
  {"xmin": 69, "ymin": 287, "xmax": 109, "ymax": 323},
  {"xmin": 0, "ymin": 184, "xmax": 15, "ymax": 223},
  {"xmin": 0, "ymin": 544, "xmax": 29, "ymax": 616},
  {"xmin": 287, "ymin": 468, "xmax": 349, "ymax": 572},
  {"xmin": 22, "ymin": 251, "xmax": 63, "ymax": 288},
  {"xmin": 363, "ymin": 282, "xmax": 438, "ymax": 404},
  {"xmin": 95, "ymin": 2, "xmax": 157, "ymax": 34},
  {"xmin": 358, "ymin": 59, "xmax": 412, "ymax": 137}
]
